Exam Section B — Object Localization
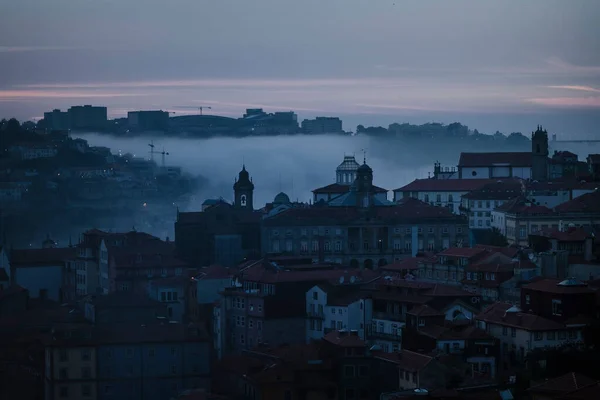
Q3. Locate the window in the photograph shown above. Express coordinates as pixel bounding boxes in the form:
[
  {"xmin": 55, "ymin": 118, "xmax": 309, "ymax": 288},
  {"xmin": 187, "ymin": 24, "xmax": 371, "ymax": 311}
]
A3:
[
  {"xmin": 569, "ymin": 330, "xmax": 577, "ymax": 339},
  {"xmin": 81, "ymin": 348, "xmax": 91, "ymax": 361},
  {"xmin": 534, "ymin": 332, "xmax": 543, "ymax": 341},
  {"xmin": 405, "ymin": 228, "xmax": 411, "ymax": 234},
  {"xmin": 249, "ymin": 319, "xmax": 254, "ymax": 328},
  {"xmin": 81, "ymin": 367, "xmax": 91, "ymax": 379},
  {"xmin": 312, "ymin": 240, "xmax": 319, "ymax": 252},
  {"xmin": 175, "ymin": 267, "xmax": 182, "ymax": 276},
  {"xmin": 552, "ymin": 299, "xmax": 563, "ymax": 316},
  {"xmin": 240, "ymin": 334, "xmax": 245, "ymax": 344},
  {"xmin": 59, "ymin": 368, "xmax": 68, "ymax": 379},
  {"xmin": 161, "ymin": 292, "xmax": 166, "ymax": 302},
  {"xmin": 457, "ymin": 227, "xmax": 463, "ymax": 233},
  {"xmin": 59, "ymin": 349, "xmax": 68, "ymax": 362},
  {"xmin": 336, "ymin": 228, "xmax": 342, "ymax": 235},
  {"xmin": 344, "ymin": 365, "xmax": 355, "ymax": 377},
  {"xmin": 418, "ymin": 319, "xmax": 425, "ymax": 327},
  {"xmin": 502, "ymin": 327, "xmax": 507, "ymax": 336},
  {"xmin": 82, "ymin": 384, "xmax": 91, "ymax": 397},
  {"xmin": 558, "ymin": 331, "xmax": 566, "ymax": 340},
  {"xmin": 148, "ymin": 347, "xmax": 155, "ymax": 357},
  {"xmin": 511, "ymin": 327, "xmax": 516, "ymax": 338},
  {"xmin": 171, "ymin": 346, "xmax": 177, "ymax": 356},
  {"xmin": 257, "ymin": 321, "xmax": 262, "ymax": 330},
  {"xmin": 324, "ymin": 241, "xmax": 331, "ymax": 251},
  {"xmin": 171, "ymin": 365, "xmax": 177, "ymax": 374},
  {"xmin": 547, "ymin": 331, "xmax": 555, "ymax": 340},
  {"xmin": 338, "ymin": 308, "xmax": 342, "ymax": 315},
  {"xmin": 59, "ymin": 386, "xmax": 68, "ymax": 398},
  {"xmin": 467, "ymin": 272, "xmax": 472, "ymax": 280},
  {"xmin": 173, "ymin": 292, "xmax": 178, "ymax": 301}
]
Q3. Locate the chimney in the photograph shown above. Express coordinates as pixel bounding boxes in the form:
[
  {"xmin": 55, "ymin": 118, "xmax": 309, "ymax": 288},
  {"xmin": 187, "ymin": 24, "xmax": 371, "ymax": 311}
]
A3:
[
  {"xmin": 165, "ymin": 236, "xmax": 170, "ymax": 243},
  {"xmin": 338, "ymin": 329, "xmax": 348, "ymax": 337},
  {"xmin": 349, "ymin": 329, "xmax": 358, "ymax": 336}
]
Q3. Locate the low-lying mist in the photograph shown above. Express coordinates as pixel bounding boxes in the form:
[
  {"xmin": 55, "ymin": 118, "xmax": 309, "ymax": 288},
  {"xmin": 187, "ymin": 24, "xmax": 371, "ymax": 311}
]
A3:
[{"xmin": 77, "ymin": 134, "xmax": 433, "ymax": 208}]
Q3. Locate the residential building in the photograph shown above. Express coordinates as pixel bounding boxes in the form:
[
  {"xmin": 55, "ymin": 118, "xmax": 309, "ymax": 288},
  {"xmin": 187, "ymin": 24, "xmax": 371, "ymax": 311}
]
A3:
[
  {"xmin": 301, "ymin": 116, "xmax": 343, "ymax": 134},
  {"xmin": 9, "ymin": 142, "xmax": 59, "ymax": 160},
  {"xmin": 147, "ymin": 276, "xmax": 189, "ymax": 322},
  {"xmin": 393, "ymin": 178, "xmax": 504, "ymax": 214},
  {"xmin": 460, "ymin": 180, "xmax": 523, "ymax": 229},
  {"xmin": 44, "ymin": 324, "xmax": 98, "ymax": 400},
  {"xmin": 373, "ymin": 349, "xmax": 453, "ymax": 391},
  {"xmin": 549, "ymin": 151, "xmax": 586, "ymax": 179},
  {"xmin": 215, "ymin": 259, "xmax": 380, "ymax": 356},
  {"xmin": 587, "ymin": 154, "xmax": 600, "ymax": 179},
  {"xmin": 520, "ymin": 278, "xmax": 596, "ymax": 323},
  {"xmin": 475, "ymin": 303, "xmax": 584, "ymax": 367},
  {"xmin": 43, "ymin": 109, "xmax": 70, "ymax": 131},
  {"xmin": 68, "ymin": 105, "xmax": 108, "ymax": 131},
  {"xmin": 127, "ymin": 110, "xmax": 169, "ymax": 132},
  {"xmin": 526, "ymin": 180, "xmax": 598, "ymax": 208},
  {"xmin": 95, "ymin": 323, "xmax": 210, "ymax": 400},
  {"xmin": 492, "ymin": 191, "xmax": 600, "ymax": 246},
  {"xmin": 11, "ymin": 246, "xmax": 76, "ymax": 302},
  {"xmin": 305, "ymin": 283, "xmax": 372, "ymax": 342},
  {"xmin": 83, "ymin": 291, "xmax": 167, "ymax": 325}
]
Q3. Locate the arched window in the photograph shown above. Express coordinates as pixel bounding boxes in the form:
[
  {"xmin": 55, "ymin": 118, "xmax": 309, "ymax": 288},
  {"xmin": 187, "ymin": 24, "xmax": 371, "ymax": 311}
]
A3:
[{"xmin": 240, "ymin": 194, "xmax": 247, "ymax": 207}]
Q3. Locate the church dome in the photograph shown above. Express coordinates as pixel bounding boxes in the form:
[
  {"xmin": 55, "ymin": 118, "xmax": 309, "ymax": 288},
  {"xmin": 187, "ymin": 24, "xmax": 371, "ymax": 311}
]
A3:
[
  {"xmin": 273, "ymin": 192, "xmax": 290, "ymax": 205},
  {"xmin": 337, "ymin": 155, "xmax": 360, "ymax": 172},
  {"xmin": 357, "ymin": 162, "xmax": 372, "ymax": 173}
]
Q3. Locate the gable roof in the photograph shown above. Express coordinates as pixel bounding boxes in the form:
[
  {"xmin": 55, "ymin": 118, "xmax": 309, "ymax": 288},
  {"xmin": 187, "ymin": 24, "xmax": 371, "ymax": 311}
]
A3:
[
  {"xmin": 476, "ymin": 302, "xmax": 565, "ymax": 331},
  {"xmin": 394, "ymin": 178, "xmax": 501, "ymax": 193},
  {"xmin": 528, "ymin": 372, "xmax": 597, "ymax": 396},
  {"xmin": 323, "ymin": 330, "xmax": 365, "ymax": 347},
  {"xmin": 10, "ymin": 247, "xmax": 76, "ymax": 267},
  {"xmin": 458, "ymin": 152, "xmax": 533, "ymax": 167},
  {"xmin": 554, "ymin": 191, "xmax": 600, "ymax": 214},
  {"xmin": 313, "ymin": 182, "xmax": 388, "ymax": 194}
]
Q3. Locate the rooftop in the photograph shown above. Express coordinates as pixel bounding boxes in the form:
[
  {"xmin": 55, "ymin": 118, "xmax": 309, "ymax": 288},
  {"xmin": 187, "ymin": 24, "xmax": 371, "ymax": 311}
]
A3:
[
  {"xmin": 313, "ymin": 182, "xmax": 388, "ymax": 194},
  {"xmin": 523, "ymin": 278, "xmax": 594, "ymax": 295},
  {"xmin": 323, "ymin": 330, "xmax": 365, "ymax": 347},
  {"xmin": 394, "ymin": 178, "xmax": 504, "ymax": 193},
  {"xmin": 458, "ymin": 152, "xmax": 532, "ymax": 167},
  {"xmin": 528, "ymin": 372, "xmax": 597, "ymax": 396},
  {"xmin": 554, "ymin": 191, "xmax": 600, "ymax": 214},
  {"xmin": 476, "ymin": 302, "xmax": 566, "ymax": 331},
  {"xmin": 10, "ymin": 247, "xmax": 76, "ymax": 267}
]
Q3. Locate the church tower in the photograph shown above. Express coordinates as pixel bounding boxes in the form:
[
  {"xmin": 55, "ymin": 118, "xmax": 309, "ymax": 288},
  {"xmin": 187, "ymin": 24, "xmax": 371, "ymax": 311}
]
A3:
[
  {"xmin": 233, "ymin": 165, "xmax": 254, "ymax": 210},
  {"xmin": 531, "ymin": 125, "xmax": 549, "ymax": 181},
  {"xmin": 355, "ymin": 158, "xmax": 374, "ymax": 208}
]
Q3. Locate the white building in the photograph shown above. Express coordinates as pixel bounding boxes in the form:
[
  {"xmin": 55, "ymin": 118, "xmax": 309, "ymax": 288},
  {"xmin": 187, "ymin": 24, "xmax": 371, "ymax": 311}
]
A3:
[
  {"xmin": 457, "ymin": 152, "xmax": 533, "ymax": 180},
  {"xmin": 305, "ymin": 283, "xmax": 372, "ymax": 343},
  {"xmin": 476, "ymin": 303, "xmax": 584, "ymax": 364},
  {"xmin": 461, "ymin": 180, "xmax": 523, "ymax": 229},
  {"xmin": 393, "ymin": 178, "xmax": 501, "ymax": 214},
  {"xmin": 370, "ymin": 315, "xmax": 405, "ymax": 353}
]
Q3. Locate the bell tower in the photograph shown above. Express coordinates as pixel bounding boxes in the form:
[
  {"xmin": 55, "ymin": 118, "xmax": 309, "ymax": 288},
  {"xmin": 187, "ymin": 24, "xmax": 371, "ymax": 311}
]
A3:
[
  {"xmin": 531, "ymin": 125, "xmax": 549, "ymax": 181},
  {"xmin": 233, "ymin": 165, "xmax": 254, "ymax": 210}
]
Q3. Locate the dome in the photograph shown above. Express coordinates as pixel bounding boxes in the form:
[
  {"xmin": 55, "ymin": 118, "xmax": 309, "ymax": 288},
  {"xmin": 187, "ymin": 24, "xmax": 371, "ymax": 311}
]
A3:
[
  {"xmin": 357, "ymin": 162, "xmax": 372, "ymax": 173},
  {"xmin": 273, "ymin": 192, "xmax": 290, "ymax": 205},
  {"xmin": 336, "ymin": 155, "xmax": 360, "ymax": 172}
]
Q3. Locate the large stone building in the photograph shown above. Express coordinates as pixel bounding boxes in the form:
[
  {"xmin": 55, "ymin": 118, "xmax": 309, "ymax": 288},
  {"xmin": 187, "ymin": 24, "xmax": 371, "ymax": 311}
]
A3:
[
  {"xmin": 263, "ymin": 161, "xmax": 468, "ymax": 268},
  {"xmin": 175, "ymin": 166, "xmax": 262, "ymax": 267},
  {"xmin": 456, "ymin": 126, "xmax": 549, "ymax": 180}
]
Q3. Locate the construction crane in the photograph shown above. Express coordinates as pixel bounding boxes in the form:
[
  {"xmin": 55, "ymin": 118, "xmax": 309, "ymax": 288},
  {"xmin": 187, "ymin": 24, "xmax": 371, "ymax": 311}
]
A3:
[
  {"xmin": 161, "ymin": 148, "xmax": 169, "ymax": 168},
  {"xmin": 148, "ymin": 141, "xmax": 159, "ymax": 162},
  {"xmin": 197, "ymin": 106, "xmax": 211, "ymax": 115}
]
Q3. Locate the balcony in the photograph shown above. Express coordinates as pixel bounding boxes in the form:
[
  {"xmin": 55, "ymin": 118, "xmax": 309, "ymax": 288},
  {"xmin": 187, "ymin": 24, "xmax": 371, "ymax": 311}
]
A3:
[
  {"xmin": 368, "ymin": 330, "xmax": 402, "ymax": 341},
  {"xmin": 373, "ymin": 312, "xmax": 405, "ymax": 323},
  {"xmin": 306, "ymin": 310, "xmax": 325, "ymax": 319}
]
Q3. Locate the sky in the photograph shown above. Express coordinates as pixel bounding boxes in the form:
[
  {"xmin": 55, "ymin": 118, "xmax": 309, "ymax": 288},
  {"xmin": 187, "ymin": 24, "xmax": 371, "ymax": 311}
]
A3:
[{"xmin": 1, "ymin": 0, "xmax": 599, "ymax": 136}]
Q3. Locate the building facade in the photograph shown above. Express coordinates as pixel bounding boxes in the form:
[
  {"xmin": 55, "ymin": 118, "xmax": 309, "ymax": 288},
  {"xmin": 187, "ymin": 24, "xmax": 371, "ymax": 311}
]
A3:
[{"xmin": 301, "ymin": 117, "xmax": 343, "ymax": 134}]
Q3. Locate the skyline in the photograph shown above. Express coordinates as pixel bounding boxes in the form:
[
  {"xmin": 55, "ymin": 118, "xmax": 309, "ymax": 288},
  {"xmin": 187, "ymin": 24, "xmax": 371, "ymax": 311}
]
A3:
[{"xmin": 1, "ymin": 0, "xmax": 599, "ymax": 136}]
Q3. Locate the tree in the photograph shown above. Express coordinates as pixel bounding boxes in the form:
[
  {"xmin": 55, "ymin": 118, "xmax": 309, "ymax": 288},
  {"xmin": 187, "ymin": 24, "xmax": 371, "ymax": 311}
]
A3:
[
  {"xmin": 6, "ymin": 118, "xmax": 20, "ymax": 133},
  {"xmin": 479, "ymin": 227, "xmax": 508, "ymax": 247},
  {"xmin": 356, "ymin": 124, "xmax": 365, "ymax": 133}
]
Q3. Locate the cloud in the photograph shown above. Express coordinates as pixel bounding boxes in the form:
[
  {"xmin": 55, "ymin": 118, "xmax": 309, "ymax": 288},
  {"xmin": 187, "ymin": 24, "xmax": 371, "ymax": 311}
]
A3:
[
  {"xmin": 0, "ymin": 90, "xmax": 149, "ymax": 99},
  {"xmin": 0, "ymin": 46, "xmax": 83, "ymax": 53},
  {"xmin": 546, "ymin": 85, "xmax": 600, "ymax": 93},
  {"xmin": 526, "ymin": 97, "xmax": 600, "ymax": 108}
]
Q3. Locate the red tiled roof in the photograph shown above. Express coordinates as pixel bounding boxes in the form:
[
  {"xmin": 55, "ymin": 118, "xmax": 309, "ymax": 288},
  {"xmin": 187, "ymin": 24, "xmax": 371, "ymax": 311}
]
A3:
[
  {"xmin": 313, "ymin": 182, "xmax": 388, "ymax": 194},
  {"xmin": 10, "ymin": 247, "xmax": 76, "ymax": 267},
  {"xmin": 462, "ymin": 180, "xmax": 525, "ymax": 200},
  {"xmin": 393, "ymin": 178, "xmax": 501, "ymax": 193},
  {"xmin": 263, "ymin": 198, "xmax": 464, "ymax": 226},
  {"xmin": 532, "ymin": 227, "xmax": 592, "ymax": 242},
  {"xmin": 474, "ymin": 244, "xmax": 519, "ymax": 258},
  {"xmin": 374, "ymin": 349, "xmax": 433, "ymax": 372},
  {"xmin": 588, "ymin": 154, "xmax": 600, "ymax": 164},
  {"xmin": 381, "ymin": 257, "xmax": 428, "ymax": 273},
  {"xmin": 495, "ymin": 196, "xmax": 553, "ymax": 215},
  {"xmin": 438, "ymin": 247, "xmax": 487, "ymax": 259},
  {"xmin": 476, "ymin": 302, "xmax": 565, "ymax": 331},
  {"xmin": 528, "ymin": 372, "xmax": 597, "ymax": 395},
  {"xmin": 195, "ymin": 264, "xmax": 235, "ymax": 280},
  {"xmin": 555, "ymin": 191, "xmax": 600, "ymax": 213},
  {"xmin": 423, "ymin": 284, "xmax": 474, "ymax": 297},
  {"xmin": 242, "ymin": 263, "xmax": 380, "ymax": 284},
  {"xmin": 458, "ymin": 152, "xmax": 532, "ymax": 167},
  {"xmin": 323, "ymin": 330, "xmax": 365, "ymax": 347},
  {"xmin": 523, "ymin": 278, "xmax": 595, "ymax": 294},
  {"xmin": 407, "ymin": 304, "xmax": 443, "ymax": 317}
]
